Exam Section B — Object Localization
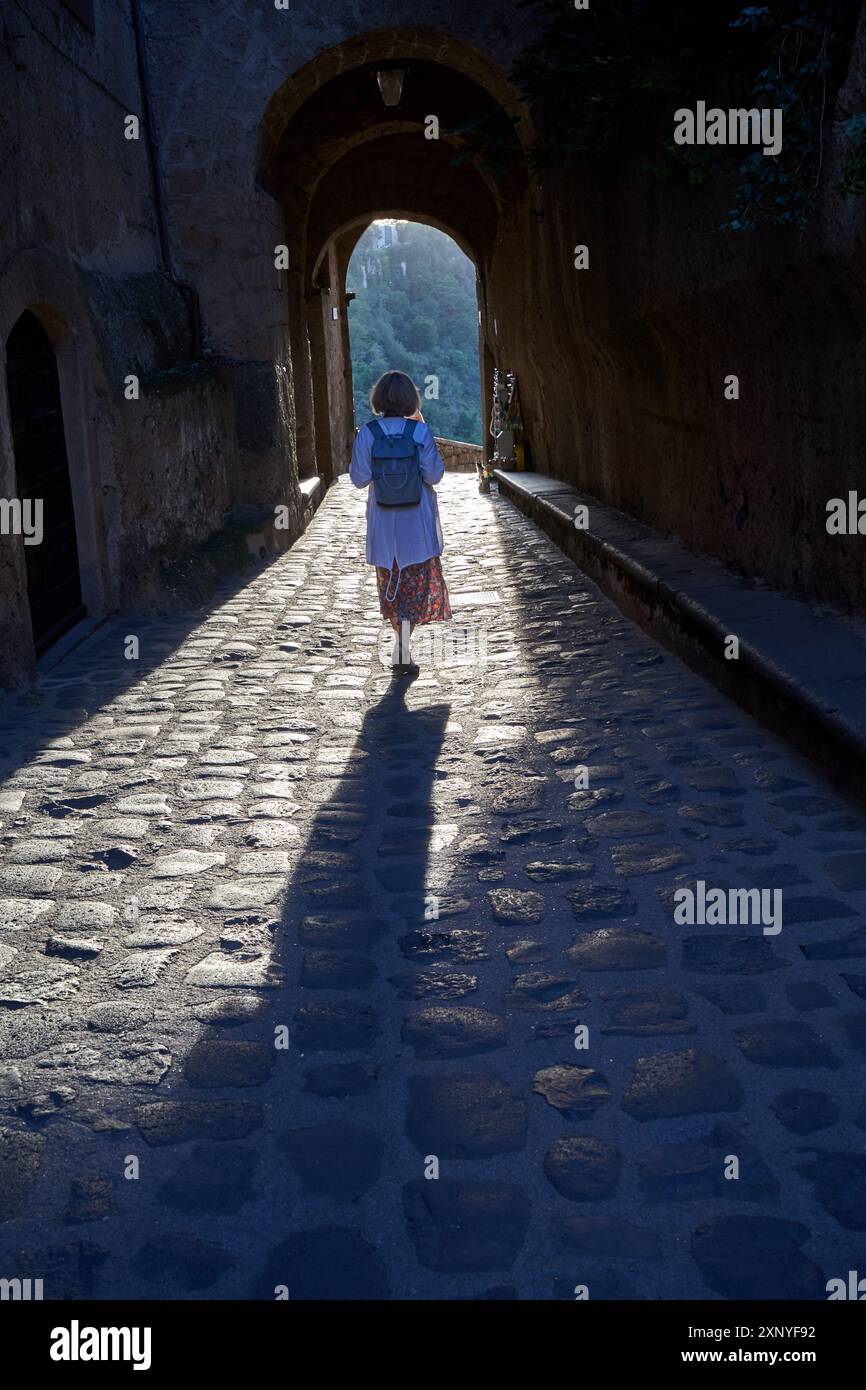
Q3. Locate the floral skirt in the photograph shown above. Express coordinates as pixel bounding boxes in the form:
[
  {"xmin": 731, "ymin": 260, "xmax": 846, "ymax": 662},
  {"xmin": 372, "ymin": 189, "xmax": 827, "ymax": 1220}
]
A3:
[{"xmin": 375, "ymin": 556, "xmax": 452, "ymax": 628}]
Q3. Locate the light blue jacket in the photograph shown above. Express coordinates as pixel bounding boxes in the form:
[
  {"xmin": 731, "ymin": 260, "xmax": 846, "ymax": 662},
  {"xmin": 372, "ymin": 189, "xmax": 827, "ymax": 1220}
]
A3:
[{"xmin": 349, "ymin": 417, "xmax": 445, "ymax": 569}]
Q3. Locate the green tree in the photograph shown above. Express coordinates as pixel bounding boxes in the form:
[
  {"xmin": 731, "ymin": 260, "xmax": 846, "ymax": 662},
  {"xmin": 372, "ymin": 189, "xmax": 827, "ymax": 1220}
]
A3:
[{"xmin": 347, "ymin": 222, "xmax": 482, "ymax": 443}]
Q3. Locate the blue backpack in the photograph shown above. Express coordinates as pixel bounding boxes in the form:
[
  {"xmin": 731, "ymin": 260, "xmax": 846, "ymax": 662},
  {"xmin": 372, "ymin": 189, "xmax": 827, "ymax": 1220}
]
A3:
[{"xmin": 366, "ymin": 418, "xmax": 423, "ymax": 507}]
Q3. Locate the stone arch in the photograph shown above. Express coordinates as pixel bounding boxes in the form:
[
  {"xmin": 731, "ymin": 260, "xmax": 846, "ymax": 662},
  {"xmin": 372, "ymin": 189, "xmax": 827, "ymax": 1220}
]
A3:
[
  {"xmin": 256, "ymin": 25, "xmax": 533, "ymax": 197},
  {"xmin": 0, "ymin": 251, "xmax": 89, "ymax": 351},
  {"xmin": 311, "ymin": 213, "xmax": 478, "ymax": 284},
  {"xmin": 5, "ymin": 311, "xmax": 87, "ymax": 655},
  {"xmin": 257, "ymin": 29, "xmax": 526, "ymax": 482},
  {"xmin": 304, "ymin": 134, "xmax": 497, "ymax": 285},
  {"xmin": 305, "ymin": 211, "xmax": 485, "ymax": 485},
  {"xmin": 0, "ymin": 250, "xmax": 109, "ymax": 658}
]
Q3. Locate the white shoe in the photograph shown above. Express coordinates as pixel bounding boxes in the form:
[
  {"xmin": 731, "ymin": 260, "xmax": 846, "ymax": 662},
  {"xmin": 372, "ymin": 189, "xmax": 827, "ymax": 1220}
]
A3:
[{"xmin": 392, "ymin": 623, "xmax": 412, "ymax": 666}]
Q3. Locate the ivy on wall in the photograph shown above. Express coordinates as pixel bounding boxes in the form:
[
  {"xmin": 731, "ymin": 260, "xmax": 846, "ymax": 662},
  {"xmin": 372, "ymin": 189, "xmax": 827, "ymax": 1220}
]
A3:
[
  {"xmin": 838, "ymin": 111, "xmax": 866, "ymax": 193},
  {"xmin": 508, "ymin": 0, "xmax": 863, "ymax": 232},
  {"xmin": 723, "ymin": 2, "xmax": 845, "ymax": 230}
]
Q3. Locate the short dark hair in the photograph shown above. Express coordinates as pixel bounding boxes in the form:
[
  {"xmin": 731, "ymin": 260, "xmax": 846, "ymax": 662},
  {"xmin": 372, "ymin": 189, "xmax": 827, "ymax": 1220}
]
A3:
[{"xmin": 370, "ymin": 370, "xmax": 420, "ymax": 417}]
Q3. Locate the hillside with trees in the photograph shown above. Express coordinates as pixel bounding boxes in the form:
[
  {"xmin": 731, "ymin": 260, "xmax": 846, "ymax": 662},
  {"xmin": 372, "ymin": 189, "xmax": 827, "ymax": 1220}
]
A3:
[{"xmin": 347, "ymin": 222, "xmax": 482, "ymax": 444}]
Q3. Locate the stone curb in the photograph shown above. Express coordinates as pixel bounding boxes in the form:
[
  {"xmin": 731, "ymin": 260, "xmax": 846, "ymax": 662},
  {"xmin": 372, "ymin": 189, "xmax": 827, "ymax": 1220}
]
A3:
[{"xmin": 494, "ymin": 469, "xmax": 866, "ymax": 803}]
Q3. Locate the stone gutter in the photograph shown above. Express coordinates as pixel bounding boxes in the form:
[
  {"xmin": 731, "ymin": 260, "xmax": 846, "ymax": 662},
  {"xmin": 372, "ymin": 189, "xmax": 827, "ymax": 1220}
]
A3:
[{"xmin": 494, "ymin": 469, "xmax": 866, "ymax": 804}]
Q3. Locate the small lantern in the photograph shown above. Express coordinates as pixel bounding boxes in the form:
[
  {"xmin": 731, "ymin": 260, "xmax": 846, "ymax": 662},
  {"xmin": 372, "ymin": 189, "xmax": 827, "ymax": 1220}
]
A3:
[{"xmin": 375, "ymin": 68, "xmax": 406, "ymax": 108}]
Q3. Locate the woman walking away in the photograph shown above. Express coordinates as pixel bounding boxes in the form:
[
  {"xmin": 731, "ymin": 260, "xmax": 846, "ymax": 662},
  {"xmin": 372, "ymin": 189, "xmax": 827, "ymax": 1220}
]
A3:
[{"xmin": 350, "ymin": 370, "xmax": 452, "ymax": 675}]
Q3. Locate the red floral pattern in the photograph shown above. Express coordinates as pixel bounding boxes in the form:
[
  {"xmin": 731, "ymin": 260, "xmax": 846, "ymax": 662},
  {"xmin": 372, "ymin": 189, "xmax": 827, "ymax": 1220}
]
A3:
[{"xmin": 375, "ymin": 556, "xmax": 452, "ymax": 627}]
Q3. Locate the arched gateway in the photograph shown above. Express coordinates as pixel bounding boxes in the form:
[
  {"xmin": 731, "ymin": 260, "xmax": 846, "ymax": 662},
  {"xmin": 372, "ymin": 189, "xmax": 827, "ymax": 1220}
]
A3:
[
  {"xmin": 256, "ymin": 29, "xmax": 530, "ymax": 483},
  {"xmin": 5, "ymin": 310, "xmax": 85, "ymax": 655}
]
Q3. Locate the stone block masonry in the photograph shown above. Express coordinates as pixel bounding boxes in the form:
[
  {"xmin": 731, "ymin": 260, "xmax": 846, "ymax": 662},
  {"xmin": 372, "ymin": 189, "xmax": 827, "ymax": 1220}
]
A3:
[
  {"xmin": 8, "ymin": 0, "xmax": 866, "ymax": 694},
  {"xmin": 0, "ymin": 476, "xmax": 864, "ymax": 1300}
]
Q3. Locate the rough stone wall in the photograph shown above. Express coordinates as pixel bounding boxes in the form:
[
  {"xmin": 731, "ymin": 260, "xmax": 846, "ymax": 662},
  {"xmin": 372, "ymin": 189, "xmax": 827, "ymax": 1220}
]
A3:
[
  {"xmin": 137, "ymin": 0, "xmax": 866, "ymax": 611},
  {"xmin": 0, "ymin": 0, "xmax": 156, "ymax": 688},
  {"xmin": 484, "ymin": 11, "xmax": 866, "ymax": 612},
  {"xmin": 134, "ymin": 0, "xmax": 533, "ymax": 485},
  {"xmin": 0, "ymin": 0, "xmax": 303, "ymax": 691},
  {"xmin": 6, "ymin": 0, "xmax": 866, "ymax": 699},
  {"xmin": 308, "ymin": 240, "xmax": 355, "ymax": 483},
  {"xmin": 436, "ymin": 438, "xmax": 483, "ymax": 470}
]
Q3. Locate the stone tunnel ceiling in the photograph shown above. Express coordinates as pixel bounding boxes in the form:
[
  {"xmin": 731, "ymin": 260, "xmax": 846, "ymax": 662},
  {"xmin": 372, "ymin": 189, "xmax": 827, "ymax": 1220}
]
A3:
[
  {"xmin": 256, "ymin": 25, "xmax": 531, "ymax": 197},
  {"xmin": 258, "ymin": 43, "xmax": 528, "ymax": 493},
  {"xmin": 265, "ymin": 56, "xmax": 525, "ymax": 277},
  {"xmin": 305, "ymin": 135, "xmax": 498, "ymax": 278}
]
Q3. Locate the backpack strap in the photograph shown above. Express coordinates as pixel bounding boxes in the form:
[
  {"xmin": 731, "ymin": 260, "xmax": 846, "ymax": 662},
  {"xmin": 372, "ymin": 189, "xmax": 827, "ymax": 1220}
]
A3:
[
  {"xmin": 403, "ymin": 418, "xmax": 416, "ymax": 438},
  {"xmin": 365, "ymin": 418, "xmax": 385, "ymax": 440}
]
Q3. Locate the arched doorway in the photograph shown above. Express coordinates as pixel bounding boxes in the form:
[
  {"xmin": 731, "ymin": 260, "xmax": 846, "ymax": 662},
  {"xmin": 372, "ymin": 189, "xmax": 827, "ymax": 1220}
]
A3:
[
  {"xmin": 257, "ymin": 33, "xmax": 530, "ymax": 485},
  {"xmin": 346, "ymin": 220, "xmax": 482, "ymax": 445},
  {"xmin": 5, "ymin": 311, "xmax": 85, "ymax": 654}
]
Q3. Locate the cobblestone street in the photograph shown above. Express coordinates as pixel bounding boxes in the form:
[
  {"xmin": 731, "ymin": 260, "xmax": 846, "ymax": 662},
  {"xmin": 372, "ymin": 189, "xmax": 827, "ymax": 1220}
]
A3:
[{"xmin": 1, "ymin": 474, "xmax": 865, "ymax": 1300}]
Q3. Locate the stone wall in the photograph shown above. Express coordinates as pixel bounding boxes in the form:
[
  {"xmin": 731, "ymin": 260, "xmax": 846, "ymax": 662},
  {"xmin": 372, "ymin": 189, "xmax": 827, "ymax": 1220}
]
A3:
[
  {"xmin": 0, "ymin": 0, "xmax": 304, "ymax": 690},
  {"xmin": 135, "ymin": 0, "xmax": 533, "ymax": 492},
  {"xmin": 436, "ymin": 438, "xmax": 483, "ymax": 471},
  {"xmin": 207, "ymin": 0, "xmax": 865, "ymax": 613},
  {"xmin": 6, "ymin": 0, "xmax": 866, "ymax": 697},
  {"xmin": 483, "ymin": 11, "xmax": 866, "ymax": 612}
]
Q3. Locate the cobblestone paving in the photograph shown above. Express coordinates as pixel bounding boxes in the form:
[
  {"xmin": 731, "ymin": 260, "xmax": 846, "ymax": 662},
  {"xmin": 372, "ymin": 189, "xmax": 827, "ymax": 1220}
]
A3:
[{"xmin": 1, "ymin": 475, "xmax": 866, "ymax": 1300}]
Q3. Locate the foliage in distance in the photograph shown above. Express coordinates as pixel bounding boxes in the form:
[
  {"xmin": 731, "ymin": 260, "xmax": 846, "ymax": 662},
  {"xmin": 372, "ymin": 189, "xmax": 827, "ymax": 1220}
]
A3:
[{"xmin": 347, "ymin": 223, "xmax": 482, "ymax": 445}]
